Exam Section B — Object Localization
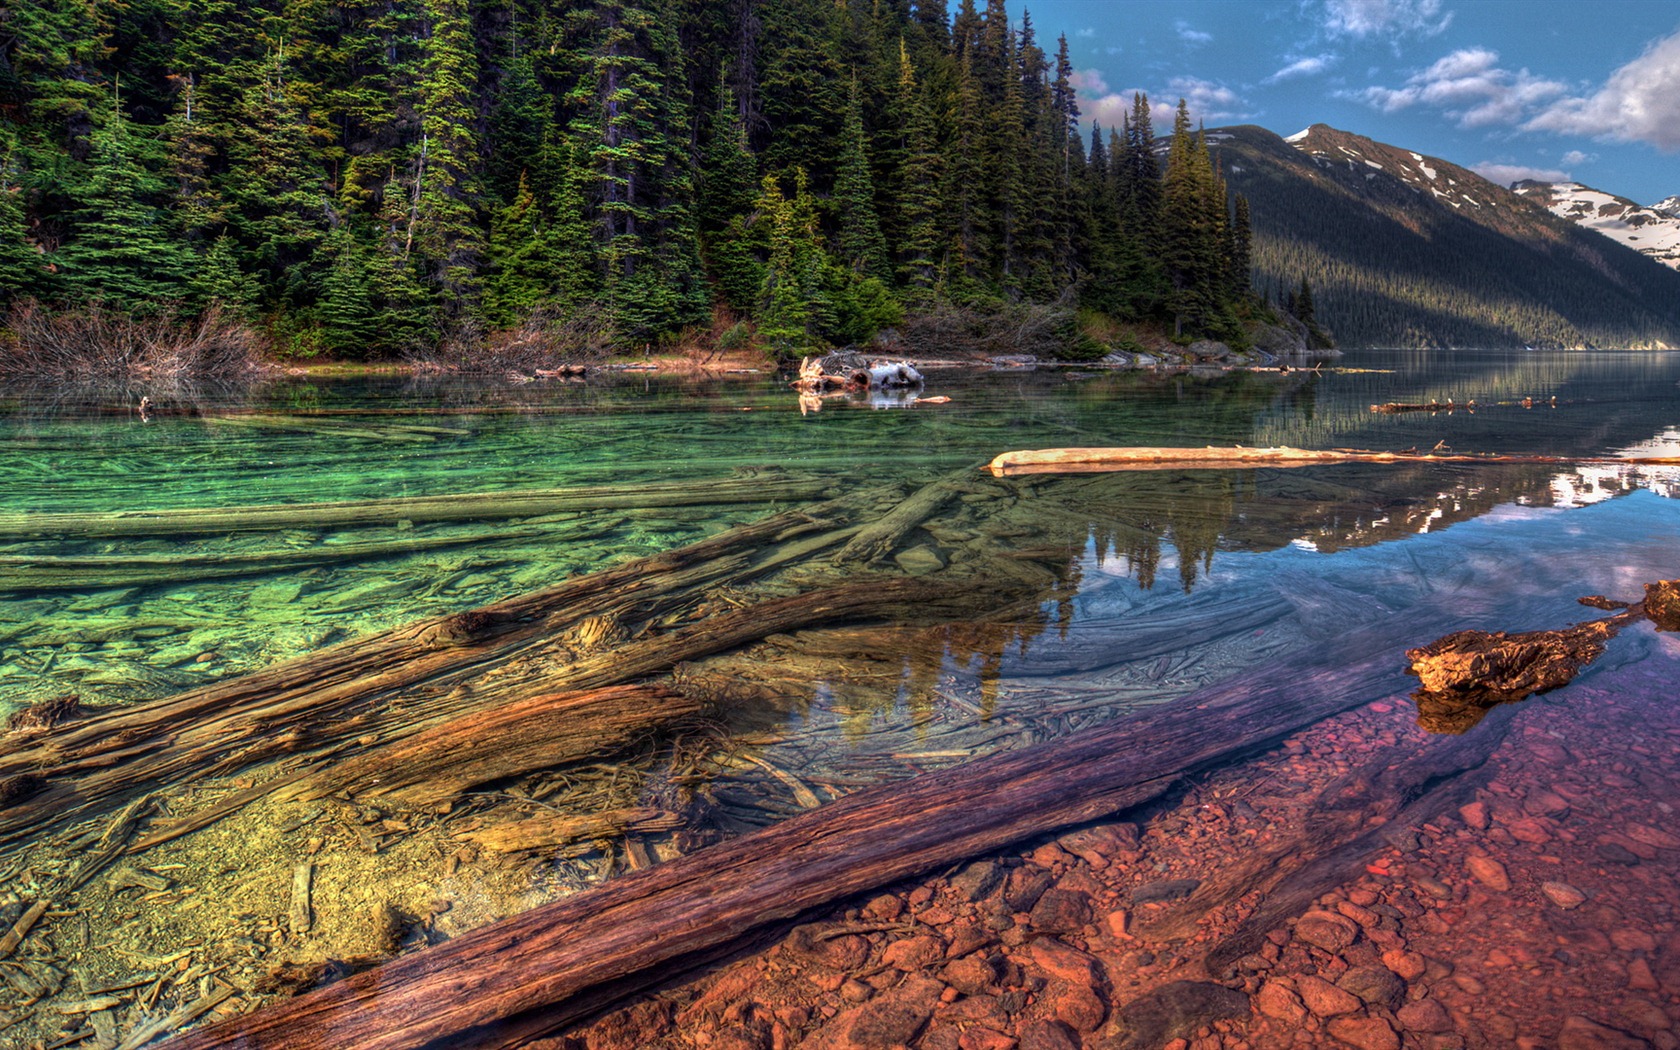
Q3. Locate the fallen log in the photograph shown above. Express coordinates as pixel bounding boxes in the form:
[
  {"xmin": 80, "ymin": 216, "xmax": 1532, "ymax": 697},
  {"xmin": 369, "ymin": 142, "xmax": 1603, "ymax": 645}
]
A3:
[
  {"xmin": 0, "ymin": 471, "xmax": 838, "ymax": 540},
  {"xmin": 832, "ymin": 467, "xmax": 979, "ymax": 565},
  {"xmin": 281, "ymin": 684, "xmax": 699, "ymax": 807},
  {"xmin": 987, "ymin": 445, "xmax": 1680, "ymax": 477},
  {"xmin": 157, "ymin": 606, "xmax": 1466, "ymax": 1050}
]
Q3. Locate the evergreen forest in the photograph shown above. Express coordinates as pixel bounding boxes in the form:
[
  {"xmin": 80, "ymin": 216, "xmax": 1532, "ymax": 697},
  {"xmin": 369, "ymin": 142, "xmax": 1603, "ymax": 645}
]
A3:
[{"xmin": 0, "ymin": 0, "xmax": 1265, "ymax": 362}]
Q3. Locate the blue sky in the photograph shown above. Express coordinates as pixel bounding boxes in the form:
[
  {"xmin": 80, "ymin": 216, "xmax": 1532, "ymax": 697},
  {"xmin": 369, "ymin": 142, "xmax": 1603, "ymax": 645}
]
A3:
[{"xmin": 1024, "ymin": 0, "xmax": 1680, "ymax": 204}]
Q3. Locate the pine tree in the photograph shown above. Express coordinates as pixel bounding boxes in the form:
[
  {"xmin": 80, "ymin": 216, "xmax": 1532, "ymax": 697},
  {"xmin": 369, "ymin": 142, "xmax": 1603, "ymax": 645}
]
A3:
[
  {"xmin": 891, "ymin": 40, "xmax": 942, "ymax": 298},
  {"xmin": 412, "ymin": 0, "xmax": 484, "ymax": 306},
  {"xmin": 833, "ymin": 81, "xmax": 889, "ymax": 279},
  {"xmin": 191, "ymin": 233, "xmax": 260, "ymax": 315},
  {"xmin": 697, "ymin": 85, "xmax": 763, "ymax": 313},
  {"xmin": 56, "ymin": 98, "xmax": 197, "ymax": 312},
  {"xmin": 0, "ymin": 132, "xmax": 50, "ymax": 300},
  {"xmin": 1228, "ymin": 192, "xmax": 1252, "ymax": 301},
  {"xmin": 482, "ymin": 173, "xmax": 556, "ymax": 326}
]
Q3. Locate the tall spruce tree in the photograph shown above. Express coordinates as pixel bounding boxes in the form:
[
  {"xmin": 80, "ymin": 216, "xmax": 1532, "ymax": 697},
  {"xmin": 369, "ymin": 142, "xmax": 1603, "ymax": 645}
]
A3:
[{"xmin": 833, "ymin": 81, "xmax": 889, "ymax": 279}]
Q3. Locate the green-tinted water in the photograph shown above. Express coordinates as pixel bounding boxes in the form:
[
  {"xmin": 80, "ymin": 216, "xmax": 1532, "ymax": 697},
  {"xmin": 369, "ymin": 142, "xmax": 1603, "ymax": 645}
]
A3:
[{"xmin": 1, "ymin": 350, "xmax": 1678, "ymax": 1046}]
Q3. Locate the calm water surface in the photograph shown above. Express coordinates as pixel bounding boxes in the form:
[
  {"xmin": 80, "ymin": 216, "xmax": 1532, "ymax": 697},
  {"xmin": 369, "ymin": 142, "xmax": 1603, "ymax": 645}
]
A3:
[{"xmin": 0, "ymin": 349, "xmax": 1677, "ymax": 1043}]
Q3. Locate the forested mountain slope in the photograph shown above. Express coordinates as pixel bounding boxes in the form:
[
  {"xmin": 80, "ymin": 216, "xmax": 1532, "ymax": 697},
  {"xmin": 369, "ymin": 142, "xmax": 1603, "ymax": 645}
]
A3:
[
  {"xmin": 0, "ymin": 0, "xmax": 1253, "ymax": 360},
  {"xmin": 1212, "ymin": 124, "xmax": 1680, "ymax": 349}
]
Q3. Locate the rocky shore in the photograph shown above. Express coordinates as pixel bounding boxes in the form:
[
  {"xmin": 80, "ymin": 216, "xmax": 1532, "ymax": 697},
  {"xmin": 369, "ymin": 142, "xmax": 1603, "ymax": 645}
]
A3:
[{"xmin": 555, "ymin": 649, "xmax": 1680, "ymax": 1050}]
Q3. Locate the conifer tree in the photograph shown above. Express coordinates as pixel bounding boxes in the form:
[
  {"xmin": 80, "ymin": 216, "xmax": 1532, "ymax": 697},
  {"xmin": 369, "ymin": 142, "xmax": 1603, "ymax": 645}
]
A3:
[
  {"xmin": 482, "ymin": 173, "xmax": 555, "ymax": 326},
  {"xmin": 697, "ymin": 86, "xmax": 763, "ymax": 313},
  {"xmin": 891, "ymin": 41, "xmax": 942, "ymax": 298},
  {"xmin": 412, "ymin": 0, "xmax": 484, "ymax": 306},
  {"xmin": 0, "ymin": 133, "xmax": 49, "ymax": 300},
  {"xmin": 834, "ymin": 81, "xmax": 889, "ymax": 280}
]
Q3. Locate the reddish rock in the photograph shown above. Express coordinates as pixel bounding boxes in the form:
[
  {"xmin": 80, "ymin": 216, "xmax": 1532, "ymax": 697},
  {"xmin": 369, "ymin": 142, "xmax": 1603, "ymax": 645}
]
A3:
[
  {"xmin": 1618, "ymin": 999, "xmax": 1673, "ymax": 1034},
  {"xmin": 958, "ymin": 1028, "xmax": 1017, "ymax": 1050},
  {"xmin": 1612, "ymin": 929, "xmax": 1659, "ymax": 953},
  {"xmin": 942, "ymin": 995, "xmax": 1011, "ymax": 1028},
  {"xmin": 1255, "ymin": 980, "xmax": 1308, "ymax": 1025},
  {"xmin": 1024, "ymin": 938, "xmax": 1102, "ymax": 989},
  {"xmin": 1029, "ymin": 889, "xmax": 1093, "ymax": 936},
  {"xmin": 1047, "ymin": 981, "xmax": 1107, "ymax": 1033},
  {"xmin": 862, "ymin": 893, "xmax": 905, "ymax": 921},
  {"xmin": 1627, "ymin": 957, "xmax": 1660, "ymax": 992},
  {"xmin": 1556, "ymin": 1015, "xmax": 1652, "ymax": 1050},
  {"xmin": 1326, "ymin": 1016, "xmax": 1401, "ymax": 1050},
  {"xmin": 1016, "ymin": 1019, "xmax": 1079, "ymax": 1050},
  {"xmin": 1625, "ymin": 824, "xmax": 1680, "ymax": 850},
  {"xmin": 1381, "ymin": 949, "xmax": 1427, "ymax": 982},
  {"xmin": 1005, "ymin": 867, "xmax": 1055, "ymax": 913},
  {"xmin": 1396, "ymin": 998, "xmax": 1454, "ymax": 1033},
  {"xmin": 942, "ymin": 955, "xmax": 1003, "ymax": 997},
  {"xmin": 1104, "ymin": 909, "xmax": 1131, "ymax": 939},
  {"xmin": 1458, "ymin": 802, "xmax": 1490, "ymax": 829},
  {"xmin": 1338, "ymin": 966, "xmax": 1407, "ymax": 1011},
  {"xmin": 798, "ymin": 976, "xmax": 941, "ymax": 1050},
  {"xmin": 1296, "ymin": 912, "xmax": 1359, "ymax": 953},
  {"xmin": 1466, "ymin": 855, "xmax": 1511, "ymax": 892},
  {"xmin": 882, "ymin": 935, "xmax": 946, "ymax": 972},
  {"xmin": 1525, "ymin": 790, "xmax": 1570, "ymax": 816},
  {"xmin": 944, "ymin": 922, "xmax": 998, "ymax": 960},
  {"xmin": 1295, "ymin": 975, "xmax": 1363, "ymax": 1018},
  {"xmin": 1543, "ymin": 881, "xmax": 1588, "ymax": 910}
]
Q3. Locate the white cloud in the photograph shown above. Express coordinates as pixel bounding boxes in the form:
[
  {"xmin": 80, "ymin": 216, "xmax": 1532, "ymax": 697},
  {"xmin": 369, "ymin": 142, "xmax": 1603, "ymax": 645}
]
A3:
[
  {"xmin": 1523, "ymin": 29, "xmax": 1680, "ymax": 151},
  {"xmin": 1471, "ymin": 162, "xmax": 1570, "ymax": 187},
  {"xmin": 1076, "ymin": 74, "xmax": 1251, "ymax": 134},
  {"xmin": 1324, "ymin": 0, "xmax": 1453, "ymax": 39},
  {"xmin": 1265, "ymin": 54, "xmax": 1338, "ymax": 84},
  {"xmin": 1176, "ymin": 20, "xmax": 1213, "ymax": 46},
  {"xmin": 1349, "ymin": 48, "xmax": 1568, "ymax": 128},
  {"xmin": 1076, "ymin": 27, "xmax": 1095, "ymax": 38},
  {"xmin": 1561, "ymin": 149, "xmax": 1595, "ymax": 166}
]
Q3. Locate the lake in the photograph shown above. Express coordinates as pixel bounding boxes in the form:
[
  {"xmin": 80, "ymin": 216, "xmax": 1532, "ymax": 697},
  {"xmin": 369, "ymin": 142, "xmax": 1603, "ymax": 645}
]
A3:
[{"xmin": 1, "ymin": 349, "xmax": 1677, "ymax": 1048}]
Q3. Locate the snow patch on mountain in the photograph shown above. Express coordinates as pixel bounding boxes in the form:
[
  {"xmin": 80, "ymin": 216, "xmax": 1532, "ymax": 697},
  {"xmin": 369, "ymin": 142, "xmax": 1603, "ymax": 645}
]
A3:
[
  {"xmin": 1511, "ymin": 181, "xmax": 1680, "ymax": 270},
  {"xmin": 1279, "ymin": 125, "xmax": 1492, "ymax": 210}
]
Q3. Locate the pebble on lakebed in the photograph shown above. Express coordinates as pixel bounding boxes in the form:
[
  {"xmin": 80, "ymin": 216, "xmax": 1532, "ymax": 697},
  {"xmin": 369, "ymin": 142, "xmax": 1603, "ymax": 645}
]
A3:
[{"xmin": 561, "ymin": 668, "xmax": 1680, "ymax": 1050}]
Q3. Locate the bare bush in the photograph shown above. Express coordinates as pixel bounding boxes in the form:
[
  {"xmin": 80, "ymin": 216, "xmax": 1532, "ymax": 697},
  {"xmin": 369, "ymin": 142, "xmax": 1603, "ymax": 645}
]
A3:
[
  {"xmin": 897, "ymin": 299, "xmax": 1080, "ymax": 360},
  {"xmin": 0, "ymin": 300, "xmax": 268, "ymax": 380},
  {"xmin": 411, "ymin": 304, "xmax": 620, "ymax": 374}
]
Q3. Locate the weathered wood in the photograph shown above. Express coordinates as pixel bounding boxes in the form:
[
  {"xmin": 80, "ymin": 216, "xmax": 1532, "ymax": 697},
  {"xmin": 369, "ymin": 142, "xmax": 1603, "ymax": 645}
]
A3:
[
  {"xmin": 157, "ymin": 607, "xmax": 1464, "ymax": 1050},
  {"xmin": 988, "ymin": 445, "xmax": 1680, "ymax": 477},
  {"xmin": 0, "ymin": 899, "xmax": 49, "ymax": 959},
  {"xmin": 0, "ymin": 509, "xmax": 844, "ymax": 851},
  {"xmin": 290, "ymin": 864, "xmax": 314, "ymax": 936},
  {"xmin": 0, "ymin": 472, "xmax": 838, "ymax": 540},
  {"xmin": 457, "ymin": 808, "xmax": 684, "ymax": 855},
  {"xmin": 0, "ymin": 528, "xmax": 558, "ymax": 594},
  {"xmin": 832, "ymin": 467, "xmax": 978, "ymax": 564},
  {"xmin": 282, "ymin": 684, "xmax": 697, "ymax": 807}
]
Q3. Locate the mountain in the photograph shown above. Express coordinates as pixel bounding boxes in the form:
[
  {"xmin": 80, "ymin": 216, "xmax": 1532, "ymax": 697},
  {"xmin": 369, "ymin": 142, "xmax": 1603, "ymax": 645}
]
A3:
[
  {"xmin": 1510, "ymin": 181, "xmax": 1680, "ymax": 270},
  {"xmin": 1207, "ymin": 123, "xmax": 1680, "ymax": 349}
]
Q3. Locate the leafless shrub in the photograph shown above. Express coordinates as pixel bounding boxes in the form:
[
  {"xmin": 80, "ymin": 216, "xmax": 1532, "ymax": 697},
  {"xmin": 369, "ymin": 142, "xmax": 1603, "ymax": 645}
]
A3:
[
  {"xmin": 411, "ymin": 304, "xmax": 620, "ymax": 374},
  {"xmin": 897, "ymin": 299, "xmax": 1078, "ymax": 360},
  {"xmin": 0, "ymin": 299, "xmax": 268, "ymax": 380}
]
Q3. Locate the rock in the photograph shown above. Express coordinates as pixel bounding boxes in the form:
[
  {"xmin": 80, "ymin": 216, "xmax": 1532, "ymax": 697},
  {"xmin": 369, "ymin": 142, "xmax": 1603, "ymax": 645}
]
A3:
[
  {"xmin": 1296, "ymin": 912, "xmax": 1359, "ymax": 953},
  {"xmin": 1104, "ymin": 910, "xmax": 1130, "ymax": 938},
  {"xmin": 1058, "ymin": 824, "xmax": 1137, "ymax": 863},
  {"xmin": 1625, "ymin": 824, "xmax": 1680, "ymax": 850},
  {"xmin": 1047, "ymin": 980, "xmax": 1107, "ymax": 1032},
  {"xmin": 1017, "ymin": 1019, "xmax": 1080, "ymax": 1050},
  {"xmin": 1396, "ymin": 998, "xmax": 1454, "ymax": 1034},
  {"xmin": 1557, "ymin": 1015, "xmax": 1652, "ymax": 1050},
  {"xmin": 895, "ymin": 545, "xmax": 948, "ymax": 576},
  {"xmin": 1327, "ymin": 1016, "xmax": 1402, "ymax": 1050},
  {"xmin": 1029, "ymin": 889, "xmax": 1093, "ymax": 935},
  {"xmin": 942, "ymin": 955, "xmax": 1003, "ymax": 997},
  {"xmin": 958, "ymin": 1029, "xmax": 1017, "ymax": 1050},
  {"xmin": 1024, "ymin": 938, "xmax": 1102, "ymax": 989},
  {"xmin": 1613, "ymin": 929, "xmax": 1659, "ymax": 953},
  {"xmin": 949, "ymin": 861, "xmax": 1005, "ymax": 902},
  {"xmin": 1598, "ymin": 842, "xmax": 1643, "ymax": 865},
  {"xmin": 1507, "ymin": 817, "xmax": 1554, "ymax": 844},
  {"xmin": 1525, "ymin": 790, "xmax": 1570, "ymax": 817},
  {"xmin": 862, "ymin": 894, "xmax": 904, "ymax": 921},
  {"xmin": 1628, "ymin": 958, "xmax": 1660, "ymax": 992},
  {"xmin": 945, "ymin": 921, "xmax": 998, "ymax": 960},
  {"xmin": 882, "ymin": 935, "xmax": 946, "ymax": 972},
  {"xmin": 798, "ymin": 976, "xmax": 941, "ymax": 1050},
  {"xmin": 1132, "ymin": 879, "xmax": 1201, "ymax": 905},
  {"xmin": 1339, "ymin": 966, "xmax": 1407, "ymax": 1012},
  {"xmin": 1004, "ymin": 866, "xmax": 1055, "ymax": 912},
  {"xmin": 1255, "ymin": 980, "xmax": 1308, "ymax": 1025},
  {"xmin": 1619, "ymin": 1000, "xmax": 1674, "ymax": 1034},
  {"xmin": 1458, "ymin": 801, "xmax": 1490, "ymax": 829},
  {"xmin": 1543, "ymin": 881, "xmax": 1588, "ymax": 910},
  {"xmin": 1110, "ymin": 981, "xmax": 1250, "ymax": 1050},
  {"xmin": 1466, "ymin": 855, "xmax": 1511, "ymax": 891},
  {"xmin": 1382, "ymin": 949, "xmax": 1427, "ymax": 982},
  {"xmin": 1295, "ymin": 975, "xmax": 1363, "ymax": 1018}
]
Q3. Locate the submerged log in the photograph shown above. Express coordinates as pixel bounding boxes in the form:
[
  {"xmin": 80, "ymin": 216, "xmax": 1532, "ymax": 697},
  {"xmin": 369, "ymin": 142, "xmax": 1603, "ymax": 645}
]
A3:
[
  {"xmin": 987, "ymin": 445, "xmax": 1680, "ymax": 477},
  {"xmin": 0, "ymin": 472, "xmax": 837, "ymax": 540},
  {"xmin": 281, "ymin": 684, "xmax": 698, "ymax": 807},
  {"xmin": 832, "ymin": 467, "xmax": 979, "ymax": 565},
  {"xmin": 157, "ymin": 608, "xmax": 1460, "ymax": 1050}
]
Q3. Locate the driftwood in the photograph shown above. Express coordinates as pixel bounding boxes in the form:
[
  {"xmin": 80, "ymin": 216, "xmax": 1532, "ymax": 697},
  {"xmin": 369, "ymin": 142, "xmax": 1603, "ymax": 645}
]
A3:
[
  {"xmin": 157, "ymin": 607, "xmax": 1458, "ymax": 1050},
  {"xmin": 0, "ymin": 527, "xmax": 565, "ymax": 594},
  {"xmin": 0, "ymin": 472, "xmax": 837, "ymax": 540},
  {"xmin": 0, "ymin": 508, "xmax": 847, "ymax": 850},
  {"xmin": 1405, "ymin": 580, "xmax": 1676, "ymax": 733},
  {"xmin": 456, "ymin": 808, "xmax": 685, "ymax": 855},
  {"xmin": 281, "ymin": 684, "xmax": 698, "ymax": 807},
  {"xmin": 987, "ymin": 445, "xmax": 1680, "ymax": 477},
  {"xmin": 832, "ymin": 467, "xmax": 977, "ymax": 565}
]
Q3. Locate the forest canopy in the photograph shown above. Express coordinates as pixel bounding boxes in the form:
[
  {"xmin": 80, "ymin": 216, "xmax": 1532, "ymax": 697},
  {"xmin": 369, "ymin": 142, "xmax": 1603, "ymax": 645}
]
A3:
[{"xmin": 0, "ymin": 0, "xmax": 1261, "ymax": 359}]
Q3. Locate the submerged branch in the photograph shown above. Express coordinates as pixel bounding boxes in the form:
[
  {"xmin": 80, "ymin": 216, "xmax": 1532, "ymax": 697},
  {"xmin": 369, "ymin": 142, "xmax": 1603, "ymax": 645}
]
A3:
[{"xmin": 988, "ymin": 445, "xmax": 1680, "ymax": 476}]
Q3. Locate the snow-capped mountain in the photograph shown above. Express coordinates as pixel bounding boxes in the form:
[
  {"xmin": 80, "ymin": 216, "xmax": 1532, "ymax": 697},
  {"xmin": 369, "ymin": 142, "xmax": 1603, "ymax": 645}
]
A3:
[{"xmin": 1510, "ymin": 181, "xmax": 1680, "ymax": 271}]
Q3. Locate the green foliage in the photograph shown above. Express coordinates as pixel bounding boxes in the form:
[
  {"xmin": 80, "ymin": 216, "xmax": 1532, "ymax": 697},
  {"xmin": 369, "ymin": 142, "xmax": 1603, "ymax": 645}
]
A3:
[{"xmin": 0, "ymin": 0, "xmax": 1271, "ymax": 357}]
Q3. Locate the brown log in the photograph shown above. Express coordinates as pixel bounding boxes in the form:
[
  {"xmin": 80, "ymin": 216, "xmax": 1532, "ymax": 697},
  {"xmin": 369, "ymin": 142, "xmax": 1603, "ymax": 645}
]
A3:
[
  {"xmin": 282, "ymin": 684, "xmax": 698, "ymax": 807},
  {"xmin": 157, "ymin": 606, "xmax": 1462, "ymax": 1050},
  {"xmin": 831, "ymin": 467, "xmax": 978, "ymax": 564},
  {"xmin": 987, "ymin": 445, "xmax": 1680, "ymax": 477},
  {"xmin": 0, "ymin": 471, "xmax": 838, "ymax": 540}
]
